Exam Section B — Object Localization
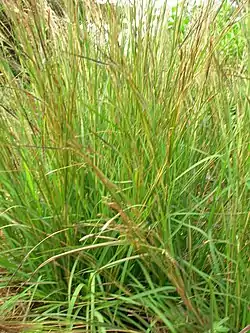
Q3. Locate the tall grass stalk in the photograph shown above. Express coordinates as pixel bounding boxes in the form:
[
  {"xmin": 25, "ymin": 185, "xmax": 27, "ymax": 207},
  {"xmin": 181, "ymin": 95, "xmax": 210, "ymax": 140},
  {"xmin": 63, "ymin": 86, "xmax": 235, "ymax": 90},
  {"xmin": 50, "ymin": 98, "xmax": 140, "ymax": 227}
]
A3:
[{"xmin": 0, "ymin": 0, "xmax": 249, "ymax": 332}]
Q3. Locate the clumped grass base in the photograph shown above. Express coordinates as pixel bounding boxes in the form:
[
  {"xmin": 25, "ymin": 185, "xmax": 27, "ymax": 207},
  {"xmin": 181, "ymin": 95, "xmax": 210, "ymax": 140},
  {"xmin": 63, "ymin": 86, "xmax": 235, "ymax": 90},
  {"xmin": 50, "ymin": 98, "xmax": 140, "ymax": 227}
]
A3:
[{"xmin": 0, "ymin": 0, "xmax": 249, "ymax": 332}]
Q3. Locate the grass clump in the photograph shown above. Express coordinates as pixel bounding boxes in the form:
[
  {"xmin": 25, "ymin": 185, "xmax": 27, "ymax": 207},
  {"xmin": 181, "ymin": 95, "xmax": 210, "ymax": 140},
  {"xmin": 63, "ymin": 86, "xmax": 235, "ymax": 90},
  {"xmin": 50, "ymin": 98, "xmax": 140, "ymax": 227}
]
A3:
[{"xmin": 0, "ymin": 0, "xmax": 249, "ymax": 332}]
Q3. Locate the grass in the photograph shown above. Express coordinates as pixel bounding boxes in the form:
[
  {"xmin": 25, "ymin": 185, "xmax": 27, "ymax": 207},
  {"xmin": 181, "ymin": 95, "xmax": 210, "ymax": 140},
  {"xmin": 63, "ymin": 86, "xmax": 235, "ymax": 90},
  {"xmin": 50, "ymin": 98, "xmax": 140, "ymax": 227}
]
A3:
[{"xmin": 0, "ymin": 0, "xmax": 249, "ymax": 332}]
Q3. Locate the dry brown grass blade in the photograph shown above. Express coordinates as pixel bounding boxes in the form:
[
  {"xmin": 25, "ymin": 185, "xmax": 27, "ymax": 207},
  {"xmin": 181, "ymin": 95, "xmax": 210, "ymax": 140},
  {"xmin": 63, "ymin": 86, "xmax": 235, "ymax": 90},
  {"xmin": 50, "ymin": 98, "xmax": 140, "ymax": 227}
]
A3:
[
  {"xmin": 0, "ymin": 323, "xmax": 32, "ymax": 333},
  {"xmin": 239, "ymin": 326, "xmax": 250, "ymax": 333}
]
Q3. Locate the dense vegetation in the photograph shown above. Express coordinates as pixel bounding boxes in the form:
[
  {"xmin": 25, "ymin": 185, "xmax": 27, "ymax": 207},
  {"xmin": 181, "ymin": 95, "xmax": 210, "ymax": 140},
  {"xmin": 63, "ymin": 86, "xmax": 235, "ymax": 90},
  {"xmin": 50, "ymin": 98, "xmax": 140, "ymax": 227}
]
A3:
[{"xmin": 0, "ymin": 0, "xmax": 249, "ymax": 332}]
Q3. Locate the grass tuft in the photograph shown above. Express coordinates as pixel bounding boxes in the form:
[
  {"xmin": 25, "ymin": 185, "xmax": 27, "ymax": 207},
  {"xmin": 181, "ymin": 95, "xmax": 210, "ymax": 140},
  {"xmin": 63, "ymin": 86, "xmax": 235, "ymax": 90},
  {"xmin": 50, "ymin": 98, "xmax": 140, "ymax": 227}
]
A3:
[{"xmin": 0, "ymin": 0, "xmax": 249, "ymax": 332}]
